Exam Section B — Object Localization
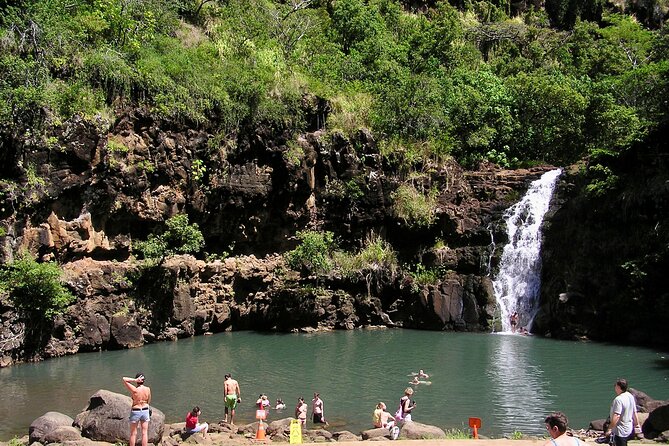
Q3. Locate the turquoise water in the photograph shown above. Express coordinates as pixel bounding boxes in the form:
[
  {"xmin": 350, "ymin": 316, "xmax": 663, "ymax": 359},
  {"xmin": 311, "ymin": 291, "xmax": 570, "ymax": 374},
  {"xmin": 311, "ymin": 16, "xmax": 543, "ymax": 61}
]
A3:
[{"xmin": 1, "ymin": 330, "xmax": 667, "ymax": 440}]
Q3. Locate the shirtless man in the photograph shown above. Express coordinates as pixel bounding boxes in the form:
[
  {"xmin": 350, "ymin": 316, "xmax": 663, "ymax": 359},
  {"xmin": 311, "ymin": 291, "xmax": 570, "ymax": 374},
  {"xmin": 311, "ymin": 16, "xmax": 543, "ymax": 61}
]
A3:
[
  {"xmin": 123, "ymin": 373, "xmax": 152, "ymax": 446},
  {"xmin": 223, "ymin": 373, "xmax": 241, "ymax": 424}
]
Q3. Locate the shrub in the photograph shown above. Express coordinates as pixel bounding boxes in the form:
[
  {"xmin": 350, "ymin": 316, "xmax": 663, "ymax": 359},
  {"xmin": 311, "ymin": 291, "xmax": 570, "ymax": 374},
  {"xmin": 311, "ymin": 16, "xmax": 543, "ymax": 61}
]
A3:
[
  {"xmin": 287, "ymin": 230, "xmax": 335, "ymax": 275},
  {"xmin": 0, "ymin": 254, "xmax": 75, "ymax": 319},
  {"xmin": 334, "ymin": 233, "xmax": 398, "ymax": 293},
  {"xmin": 134, "ymin": 214, "xmax": 205, "ymax": 261},
  {"xmin": 409, "ymin": 263, "xmax": 442, "ymax": 294}
]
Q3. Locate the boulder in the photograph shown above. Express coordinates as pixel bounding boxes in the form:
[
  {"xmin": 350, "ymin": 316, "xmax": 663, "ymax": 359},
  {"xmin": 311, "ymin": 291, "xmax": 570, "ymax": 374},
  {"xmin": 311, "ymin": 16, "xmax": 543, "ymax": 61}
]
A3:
[
  {"xmin": 74, "ymin": 389, "xmax": 164, "ymax": 444},
  {"xmin": 632, "ymin": 388, "xmax": 667, "ymax": 413},
  {"xmin": 398, "ymin": 421, "xmax": 446, "ymax": 439},
  {"xmin": 43, "ymin": 426, "xmax": 86, "ymax": 443},
  {"xmin": 59, "ymin": 439, "xmax": 99, "ymax": 446},
  {"xmin": 29, "ymin": 411, "xmax": 75, "ymax": 443},
  {"xmin": 361, "ymin": 428, "xmax": 390, "ymax": 440},
  {"xmin": 334, "ymin": 430, "xmax": 360, "ymax": 441},
  {"xmin": 302, "ymin": 428, "xmax": 333, "ymax": 442},
  {"xmin": 266, "ymin": 417, "xmax": 292, "ymax": 435},
  {"xmin": 644, "ymin": 403, "xmax": 669, "ymax": 439},
  {"xmin": 589, "ymin": 419, "xmax": 607, "ymax": 431}
]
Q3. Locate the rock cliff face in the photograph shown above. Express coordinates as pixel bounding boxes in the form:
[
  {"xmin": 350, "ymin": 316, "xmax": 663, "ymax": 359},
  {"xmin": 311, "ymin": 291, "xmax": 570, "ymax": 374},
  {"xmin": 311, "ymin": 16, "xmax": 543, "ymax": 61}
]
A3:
[
  {"xmin": 534, "ymin": 149, "xmax": 669, "ymax": 348},
  {"xmin": 0, "ymin": 103, "xmax": 554, "ymax": 366}
]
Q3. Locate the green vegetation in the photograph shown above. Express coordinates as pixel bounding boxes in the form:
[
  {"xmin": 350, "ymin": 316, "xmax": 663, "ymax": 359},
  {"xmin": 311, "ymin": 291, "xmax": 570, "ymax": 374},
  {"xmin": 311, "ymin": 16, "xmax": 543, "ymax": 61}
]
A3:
[
  {"xmin": 134, "ymin": 214, "xmax": 205, "ymax": 262},
  {"xmin": 335, "ymin": 233, "xmax": 399, "ymax": 280},
  {"xmin": 287, "ymin": 230, "xmax": 335, "ymax": 275},
  {"xmin": 0, "ymin": 254, "xmax": 75, "ymax": 319},
  {"xmin": 1, "ymin": 0, "xmax": 666, "ymax": 179},
  {"xmin": 288, "ymin": 230, "xmax": 399, "ymax": 294},
  {"xmin": 443, "ymin": 428, "xmax": 472, "ymax": 439},
  {"xmin": 391, "ymin": 184, "xmax": 439, "ymax": 227},
  {"xmin": 508, "ymin": 430, "xmax": 524, "ymax": 440},
  {"xmin": 409, "ymin": 263, "xmax": 443, "ymax": 293}
]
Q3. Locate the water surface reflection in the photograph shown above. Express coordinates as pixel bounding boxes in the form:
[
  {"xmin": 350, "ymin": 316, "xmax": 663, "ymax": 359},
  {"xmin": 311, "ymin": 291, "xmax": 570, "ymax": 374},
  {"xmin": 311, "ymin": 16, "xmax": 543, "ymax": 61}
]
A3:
[{"xmin": 487, "ymin": 334, "xmax": 554, "ymax": 435}]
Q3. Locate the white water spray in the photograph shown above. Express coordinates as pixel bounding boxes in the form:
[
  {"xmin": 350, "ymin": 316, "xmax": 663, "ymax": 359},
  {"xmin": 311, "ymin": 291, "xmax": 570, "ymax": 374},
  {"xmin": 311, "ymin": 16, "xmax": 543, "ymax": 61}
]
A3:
[{"xmin": 492, "ymin": 169, "xmax": 562, "ymax": 333}]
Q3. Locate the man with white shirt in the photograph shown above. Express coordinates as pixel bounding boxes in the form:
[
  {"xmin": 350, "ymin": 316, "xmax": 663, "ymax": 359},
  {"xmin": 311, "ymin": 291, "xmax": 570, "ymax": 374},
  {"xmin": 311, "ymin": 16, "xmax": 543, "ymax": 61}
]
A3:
[{"xmin": 606, "ymin": 378, "xmax": 639, "ymax": 446}]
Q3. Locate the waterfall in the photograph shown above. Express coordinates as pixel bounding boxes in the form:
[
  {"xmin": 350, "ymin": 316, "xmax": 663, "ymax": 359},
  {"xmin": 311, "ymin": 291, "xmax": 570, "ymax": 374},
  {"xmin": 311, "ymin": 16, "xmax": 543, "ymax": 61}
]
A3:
[{"xmin": 492, "ymin": 168, "xmax": 562, "ymax": 333}]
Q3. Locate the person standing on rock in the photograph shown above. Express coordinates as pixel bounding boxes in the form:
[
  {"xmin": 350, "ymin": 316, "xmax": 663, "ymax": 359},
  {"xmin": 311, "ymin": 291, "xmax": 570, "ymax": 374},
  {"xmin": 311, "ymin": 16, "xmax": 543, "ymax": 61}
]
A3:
[
  {"xmin": 605, "ymin": 378, "xmax": 639, "ymax": 446},
  {"xmin": 122, "ymin": 373, "xmax": 151, "ymax": 446},
  {"xmin": 543, "ymin": 412, "xmax": 581, "ymax": 446},
  {"xmin": 223, "ymin": 373, "xmax": 241, "ymax": 424}
]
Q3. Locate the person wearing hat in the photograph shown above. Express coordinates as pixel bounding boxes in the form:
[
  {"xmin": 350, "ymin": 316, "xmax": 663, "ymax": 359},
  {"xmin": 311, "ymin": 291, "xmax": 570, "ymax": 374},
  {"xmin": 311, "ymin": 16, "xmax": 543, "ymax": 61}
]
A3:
[{"xmin": 123, "ymin": 373, "xmax": 152, "ymax": 446}]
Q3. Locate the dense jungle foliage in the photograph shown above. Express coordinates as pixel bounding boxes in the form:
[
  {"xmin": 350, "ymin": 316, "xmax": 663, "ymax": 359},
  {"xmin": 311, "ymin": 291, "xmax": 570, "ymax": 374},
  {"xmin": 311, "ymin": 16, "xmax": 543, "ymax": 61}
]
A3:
[{"xmin": 0, "ymin": 0, "xmax": 668, "ymax": 175}]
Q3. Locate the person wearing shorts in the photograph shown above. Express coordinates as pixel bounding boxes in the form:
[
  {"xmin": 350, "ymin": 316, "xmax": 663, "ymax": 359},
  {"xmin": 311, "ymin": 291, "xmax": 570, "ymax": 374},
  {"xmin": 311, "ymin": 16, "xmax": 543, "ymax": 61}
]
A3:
[
  {"xmin": 123, "ymin": 373, "xmax": 151, "ymax": 446},
  {"xmin": 223, "ymin": 373, "xmax": 241, "ymax": 424}
]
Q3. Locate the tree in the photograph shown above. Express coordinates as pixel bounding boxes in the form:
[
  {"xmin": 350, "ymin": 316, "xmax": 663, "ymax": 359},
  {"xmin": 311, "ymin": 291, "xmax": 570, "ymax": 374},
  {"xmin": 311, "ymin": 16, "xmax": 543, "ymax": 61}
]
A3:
[
  {"xmin": 0, "ymin": 254, "xmax": 75, "ymax": 319},
  {"xmin": 287, "ymin": 230, "xmax": 335, "ymax": 275}
]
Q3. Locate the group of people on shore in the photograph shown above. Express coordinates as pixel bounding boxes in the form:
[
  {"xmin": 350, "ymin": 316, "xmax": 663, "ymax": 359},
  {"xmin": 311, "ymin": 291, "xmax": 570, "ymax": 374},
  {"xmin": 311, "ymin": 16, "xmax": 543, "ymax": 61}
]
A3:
[
  {"xmin": 122, "ymin": 371, "xmax": 328, "ymax": 445},
  {"xmin": 544, "ymin": 378, "xmax": 641, "ymax": 446},
  {"xmin": 122, "ymin": 371, "xmax": 641, "ymax": 446}
]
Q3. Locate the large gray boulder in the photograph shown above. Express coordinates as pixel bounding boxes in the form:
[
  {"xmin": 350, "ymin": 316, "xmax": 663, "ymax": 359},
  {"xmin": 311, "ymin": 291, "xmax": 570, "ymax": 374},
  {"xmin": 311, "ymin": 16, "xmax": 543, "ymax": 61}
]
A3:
[
  {"xmin": 43, "ymin": 426, "xmax": 86, "ymax": 443},
  {"xmin": 266, "ymin": 417, "xmax": 292, "ymax": 436},
  {"xmin": 334, "ymin": 430, "xmax": 360, "ymax": 441},
  {"xmin": 398, "ymin": 421, "xmax": 446, "ymax": 439},
  {"xmin": 632, "ymin": 388, "xmax": 668, "ymax": 413},
  {"xmin": 29, "ymin": 411, "xmax": 75, "ymax": 443},
  {"xmin": 74, "ymin": 389, "xmax": 164, "ymax": 444},
  {"xmin": 361, "ymin": 427, "xmax": 391, "ymax": 440}
]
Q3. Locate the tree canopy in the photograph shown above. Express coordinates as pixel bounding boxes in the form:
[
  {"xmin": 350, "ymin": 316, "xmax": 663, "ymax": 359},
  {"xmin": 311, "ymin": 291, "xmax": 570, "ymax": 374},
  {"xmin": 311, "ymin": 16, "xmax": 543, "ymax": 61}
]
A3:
[{"xmin": 0, "ymin": 0, "xmax": 667, "ymax": 171}]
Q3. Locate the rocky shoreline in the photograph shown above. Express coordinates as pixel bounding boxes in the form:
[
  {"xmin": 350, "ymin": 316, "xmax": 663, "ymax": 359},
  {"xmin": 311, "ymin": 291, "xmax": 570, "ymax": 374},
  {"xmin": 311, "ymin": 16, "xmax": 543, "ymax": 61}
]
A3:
[{"xmin": 5, "ymin": 387, "xmax": 668, "ymax": 446}]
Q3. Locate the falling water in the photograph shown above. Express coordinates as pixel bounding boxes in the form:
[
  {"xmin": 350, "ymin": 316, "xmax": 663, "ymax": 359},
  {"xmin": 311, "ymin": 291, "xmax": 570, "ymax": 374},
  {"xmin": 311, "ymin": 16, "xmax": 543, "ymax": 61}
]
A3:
[{"xmin": 492, "ymin": 168, "xmax": 562, "ymax": 333}]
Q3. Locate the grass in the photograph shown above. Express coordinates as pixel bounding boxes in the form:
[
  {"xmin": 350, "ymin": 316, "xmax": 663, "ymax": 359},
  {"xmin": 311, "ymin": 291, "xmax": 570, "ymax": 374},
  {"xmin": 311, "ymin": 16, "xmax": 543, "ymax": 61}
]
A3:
[{"xmin": 444, "ymin": 428, "xmax": 473, "ymax": 439}]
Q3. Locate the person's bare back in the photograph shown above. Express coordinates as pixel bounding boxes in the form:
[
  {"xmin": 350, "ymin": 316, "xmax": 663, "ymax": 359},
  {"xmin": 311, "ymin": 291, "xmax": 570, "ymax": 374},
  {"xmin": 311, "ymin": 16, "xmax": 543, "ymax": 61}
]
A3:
[
  {"xmin": 131, "ymin": 385, "xmax": 151, "ymax": 408},
  {"xmin": 224, "ymin": 378, "xmax": 240, "ymax": 396}
]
